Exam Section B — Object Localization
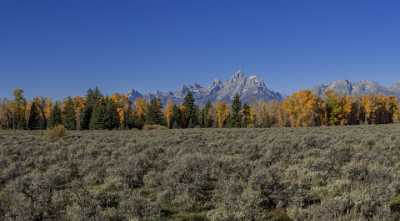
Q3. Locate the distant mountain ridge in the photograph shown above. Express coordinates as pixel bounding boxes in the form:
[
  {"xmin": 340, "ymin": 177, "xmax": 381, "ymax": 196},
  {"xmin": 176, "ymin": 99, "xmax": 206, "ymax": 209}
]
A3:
[
  {"xmin": 128, "ymin": 70, "xmax": 283, "ymax": 105},
  {"xmin": 128, "ymin": 71, "xmax": 400, "ymax": 105},
  {"xmin": 312, "ymin": 80, "xmax": 400, "ymax": 97}
]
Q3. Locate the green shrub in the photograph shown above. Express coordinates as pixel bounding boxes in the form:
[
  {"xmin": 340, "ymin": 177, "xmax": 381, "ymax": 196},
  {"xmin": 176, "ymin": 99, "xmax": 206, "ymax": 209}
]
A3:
[
  {"xmin": 173, "ymin": 212, "xmax": 209, "ymax": 221},
  {"xmin": 390, "ymin": 195, "xmax": 400, "ymax": 213}
]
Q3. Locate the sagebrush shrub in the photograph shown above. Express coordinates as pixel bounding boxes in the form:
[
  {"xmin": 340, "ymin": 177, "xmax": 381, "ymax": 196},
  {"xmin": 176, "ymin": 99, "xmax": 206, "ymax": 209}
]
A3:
[
  {"xmin": 47, "ymin": 125, "xmax": 66, "ymax": 140},
  {"xmin": 1, "ymin": 125, "xmax": 400, "ymax": 220}
]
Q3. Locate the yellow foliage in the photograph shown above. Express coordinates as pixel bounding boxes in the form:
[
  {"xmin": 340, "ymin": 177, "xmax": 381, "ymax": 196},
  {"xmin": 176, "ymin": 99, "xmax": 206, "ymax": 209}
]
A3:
[
  {"xmin": 215, "ymin": 101, "xmax": 229, "ymax": 128},
  {"xmin": 164, "ymin": 99, "xmax": 174, "ymax": 129},
  {"xmin": 134, "ymin": 98, "xmax": 147, "ymax": 120},
  {"xmin": 283, "ymin": 90, "xmax": 321, "ymax": 127},
  {"xmin": 111, "ymin": 93, "xmax": 131, "ymax": 127}
]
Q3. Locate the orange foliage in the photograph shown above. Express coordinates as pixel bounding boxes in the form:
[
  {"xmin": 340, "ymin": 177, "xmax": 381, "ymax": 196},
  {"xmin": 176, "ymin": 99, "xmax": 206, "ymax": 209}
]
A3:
[
  {"xmin": 164, "ymin": 99, "xmax": 174, "ymax": 129},
  {"xmin": 283, "ymin": 90, "xmax": 321, "ymax": 127}
]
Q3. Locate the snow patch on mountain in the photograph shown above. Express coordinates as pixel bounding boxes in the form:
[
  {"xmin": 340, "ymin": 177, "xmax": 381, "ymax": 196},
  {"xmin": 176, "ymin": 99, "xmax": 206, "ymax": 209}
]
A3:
[
  {"xmin": 128, "ymin": 70, "xmax": 282, "ymax": 105},
  {"xmin": 313, "ymin": 80, "xmax": 400, "ymax": 97}
]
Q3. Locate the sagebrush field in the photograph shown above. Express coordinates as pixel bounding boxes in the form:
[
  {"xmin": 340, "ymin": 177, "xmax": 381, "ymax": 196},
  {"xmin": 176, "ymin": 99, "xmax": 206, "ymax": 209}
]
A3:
[{"xmin": 2, "ymin": 125, "xmax": 400, "ymax": 221}]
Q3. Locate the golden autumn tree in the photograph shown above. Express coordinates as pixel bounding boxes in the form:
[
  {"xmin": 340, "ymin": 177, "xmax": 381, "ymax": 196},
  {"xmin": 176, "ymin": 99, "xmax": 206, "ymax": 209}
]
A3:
[
  {"xmin": 361, "ymin": 95, "xmax": 377, "ymax": 124},
  {"xmin": 252, "ymin": 102, "xmax": 270, "ymax": 128},
  {"xmin": 215, "ymin": 101, "xmax": 229, "ymax": 128},
  {"xmin": 111, "ymin": 93, "xmax": 131, "ymax": 128},
  {"xmin": 252, "ymin": 101, "xmax": 282, "ymax": 128},
  {"xmin": 275, "ymin": 101, "xmax": 290, "ymax": 127},
  {"xmin": 340, "ymin": 96, "xmax": 353, "ymax": 125},
  {"xmin": 134, "ymin": 98, "xmax": 147, "ymax": 127},
  {"xmin": 283, "ymin": 90, "xmax": 322, "ymax": 127},
  {"xmin": 164, "ymin": 99, "xmax": 175, "ymax": 129}
]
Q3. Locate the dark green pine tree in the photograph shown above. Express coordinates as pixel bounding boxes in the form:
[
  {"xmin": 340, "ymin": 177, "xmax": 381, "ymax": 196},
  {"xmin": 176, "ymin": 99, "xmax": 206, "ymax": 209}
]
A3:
[
  {"xmin": 172, "ymin": 104, "xmax": 181, "ymax": 129},
  {"xmin": 145, "ymin": 98, "xmax": 164, "ymax": 125},
  {"xmin": 125, "ymin": 104, "xmax": 137, "ymax": 129},
  {"xmin": 120, "ymin": 100, "xmax": 134, "ymax": 129},
  {"xmin": 104, "ymin": 98, "xmax": 120, "ymax": 130},
  {"xmin": 62, "ymin": 97, "xmax": 76, "ymax": 130},
  {"xmin": 133, "ymin": 113, "xmax": 144, "ymax": 130},
  {"xmin": 48, "ymin": 102, "xmax": 63, "ymax": 128},
  {"xmin": 89, "ymin": 99, "xmax": 106, "ymax": 130},
  {"xmin": 182, "ymin": 91, "xmax": 197, "ymax": 128},
  {"xmin": 200, "ymin": 100, "xmax": 213, "ymax": 128},
  {"xmin": 37, "ymin": 97, "xmax": 48, "ymax": 130},
  {"xmin": 12, "ymin": 89, "xmax": 27, "ymax": 130},
  {"xmin": 230, "ymin": 93, "xmax": 242, "ymax": 128},
  {"xmin": 80, "ymin": 87, "xmax": 103, "ymax": 130},
  {"xmin": 27, "ymin": 101, "xmax": 41, "ymax": 130}
]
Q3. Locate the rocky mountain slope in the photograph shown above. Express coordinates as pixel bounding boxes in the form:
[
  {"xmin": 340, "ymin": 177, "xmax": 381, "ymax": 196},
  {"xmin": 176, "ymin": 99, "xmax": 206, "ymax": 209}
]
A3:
[
  {"xmin": 313, "ymin": 80, "xmax": 400, "ymax": 97},
  {"xmin": 128, "ymin": 72, "xmax": 400, "ymax": 105},
  {"xmin": 128, "ymin": 70, "xmax": 282, "ymax": 105}
]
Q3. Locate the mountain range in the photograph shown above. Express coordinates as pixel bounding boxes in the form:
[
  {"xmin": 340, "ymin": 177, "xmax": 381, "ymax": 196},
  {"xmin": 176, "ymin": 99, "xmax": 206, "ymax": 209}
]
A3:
[
  {"xmin": 128, "ymin": 71, "xmax": 283, "ymax": 106},
  {"xmin": 313, "ymin": 80, "xmax": 400, "ymax": 97},
  {"xmin": 128, "ymin": 71, "xmax": 400, "ymax": 105}
]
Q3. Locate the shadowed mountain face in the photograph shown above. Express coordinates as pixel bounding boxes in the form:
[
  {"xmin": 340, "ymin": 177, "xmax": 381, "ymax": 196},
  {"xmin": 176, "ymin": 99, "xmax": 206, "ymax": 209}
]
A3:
[
  {"xmin": 313, "ymin": 80, "xmax": 400, "ymax": 97},
  {"xmin": 128, "ymin": 70, "xmax": 282, "ymax": 105}
]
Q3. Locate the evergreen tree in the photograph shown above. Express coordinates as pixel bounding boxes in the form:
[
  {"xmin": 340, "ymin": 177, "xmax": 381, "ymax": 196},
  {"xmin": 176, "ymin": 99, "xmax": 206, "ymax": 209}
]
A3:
[
  {"xmin": 104, "ymin": 98, "xmax": 120, "ymax": 130},
  {"xmin": 12, "ymin": 88, "xmax": 27, "ymax": 129},
  {"xmin": 90, "ymin": 99, "xmax": 106, "ymax": 130},
  {"xmin": 48, "ymin": 102, "xmax": 62, "ymax": 128},
  {"xmin": 62, "ymin": 97, "xmax": 77, "ymax": 130},
  {"xmin": 27, "ymin": 101, "xmax": 41, "ymax": 130},
  {"xmin": 36, "ymin": 97, "xmax": 49, "ymax": 129},
  {"xmin": 172, "ymin": 104, "xmax": 181, "ymax": 128},
  {"xmin": 81, "ymin": 87, "xmax": 103, "ymax": 130},
  {"xmin": 230, "ymin": 93, "xmax": 242, "ymax": 128},
  {"xmin": 125, "ymin": 105, "xmax": 137, "ymax": 129},
  {"xmin": 200, "ymin": 100, "xmax": 213, "ymax": 128},
  {"xmin": 182, "ymin": 91, "xmax": 197, "ymax": 128},
  {"xmin": 145, "ymin": 98, "xmax": 163, "ymax": 125}
]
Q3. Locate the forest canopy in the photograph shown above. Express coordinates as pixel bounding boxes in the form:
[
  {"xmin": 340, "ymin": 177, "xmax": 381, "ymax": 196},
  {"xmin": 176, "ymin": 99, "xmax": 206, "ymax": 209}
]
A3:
[{"xmin": 0, "ymin": 88, "xmax": 399, "ymax": 130}]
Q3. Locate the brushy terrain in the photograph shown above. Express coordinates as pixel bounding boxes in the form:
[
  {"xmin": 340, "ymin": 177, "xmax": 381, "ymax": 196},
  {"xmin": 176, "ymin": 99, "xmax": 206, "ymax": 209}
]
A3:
[{"xmin": 2, "ymin": 126, "xmax": 400, "ymax": 221}]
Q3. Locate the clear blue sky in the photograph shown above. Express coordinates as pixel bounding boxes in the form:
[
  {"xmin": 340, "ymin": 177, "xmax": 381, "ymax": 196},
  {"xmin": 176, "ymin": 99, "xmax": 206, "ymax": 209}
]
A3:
[{"xmin": 1, "ymin": 0, "xmax": 400, "ymax": 99}]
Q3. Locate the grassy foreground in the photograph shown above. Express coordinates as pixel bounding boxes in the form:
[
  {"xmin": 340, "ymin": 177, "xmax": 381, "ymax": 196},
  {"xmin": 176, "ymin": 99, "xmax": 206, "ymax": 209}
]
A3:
[{"xmin": 1, "ymin": 125, "xmax": 400, "ymax": 221}]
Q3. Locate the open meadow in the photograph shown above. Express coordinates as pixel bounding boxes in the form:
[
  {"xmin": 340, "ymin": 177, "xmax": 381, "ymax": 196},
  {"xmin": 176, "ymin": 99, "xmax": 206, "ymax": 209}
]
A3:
[{"xmin": 2, "ymin": 125, "xmax": 400, "ymax": 221}]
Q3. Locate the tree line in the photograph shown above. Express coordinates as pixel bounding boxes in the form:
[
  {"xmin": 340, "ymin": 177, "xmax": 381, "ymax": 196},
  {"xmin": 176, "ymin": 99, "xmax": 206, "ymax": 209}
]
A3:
[{"xmin": 0, "ymin": 88, "xmax": 399, "ymax": 130}]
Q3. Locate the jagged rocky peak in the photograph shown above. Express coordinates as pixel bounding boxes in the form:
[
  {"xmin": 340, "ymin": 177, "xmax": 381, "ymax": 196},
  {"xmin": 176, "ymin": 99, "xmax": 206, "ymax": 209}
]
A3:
[
  {"xmin": 313, "ymin": 80, "xmax": 400, "ymax": 97},
  {"xmin": 231, "ymin": 70, "xmax": 246, "ymax": 80},
  {"xmin": 391, "ymin": 81, "xmax": 400, "ymax": 92},
  {"xmin": 128, "ymin": 70, "xmax": 282, "ymax": 105},
  {"xmin": 127, "ymin": 89, "xmax": 143, "ymax": 100},
  {"xmin": 326, "ymin": 80, "xmax": 353, "ymax": 95}
]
